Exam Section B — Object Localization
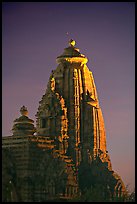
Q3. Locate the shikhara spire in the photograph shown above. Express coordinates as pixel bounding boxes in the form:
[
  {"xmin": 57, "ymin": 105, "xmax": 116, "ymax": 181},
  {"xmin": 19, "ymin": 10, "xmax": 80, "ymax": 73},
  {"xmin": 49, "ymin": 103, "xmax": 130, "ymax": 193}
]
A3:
[{"xmin": 36, "ymin": 39, "xmax": 126, "ymax": 195}]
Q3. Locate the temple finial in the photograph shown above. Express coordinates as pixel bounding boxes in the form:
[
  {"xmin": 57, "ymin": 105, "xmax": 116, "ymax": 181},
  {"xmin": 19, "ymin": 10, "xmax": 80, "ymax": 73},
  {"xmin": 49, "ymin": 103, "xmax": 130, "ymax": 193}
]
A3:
[
  {"xmin": 69, "ymin": 39, "xmax": 76, "ymax": 47},
  {"xmin": 20, "ymin": 105, "xmax": 28, "ymax": 116}
]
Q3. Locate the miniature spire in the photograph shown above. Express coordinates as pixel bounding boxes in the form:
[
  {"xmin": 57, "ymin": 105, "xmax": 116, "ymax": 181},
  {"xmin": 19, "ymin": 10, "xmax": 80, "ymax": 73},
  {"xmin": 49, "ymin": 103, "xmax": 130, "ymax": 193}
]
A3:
[
  {"xmin": 12, "ymin": 106, "xmax": 35, "ymax": 136},
  {"xmin": 20, "ymin": 106, "xmax": 28, "ymax": 116},
  {"xmin": 69, "ymin": 39, "xmax": 76, "ymax": 47}
]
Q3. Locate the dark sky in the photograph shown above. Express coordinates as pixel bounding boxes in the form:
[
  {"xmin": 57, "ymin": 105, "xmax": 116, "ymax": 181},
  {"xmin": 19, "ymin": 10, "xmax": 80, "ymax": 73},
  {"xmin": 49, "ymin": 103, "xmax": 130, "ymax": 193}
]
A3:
[{"xmin": 2, "ymin": 2, "xmax": 135, "ymax": 192}]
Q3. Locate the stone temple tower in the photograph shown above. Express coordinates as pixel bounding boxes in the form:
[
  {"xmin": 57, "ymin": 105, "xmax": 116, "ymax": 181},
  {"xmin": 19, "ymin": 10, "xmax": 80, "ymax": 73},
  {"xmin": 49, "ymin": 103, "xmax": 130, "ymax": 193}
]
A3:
[
  {"xmin": 36, "ymin": 39, "xmax": 126, "ymax": 198},
  {"xmin": 2, "ymin": 40, "xmax": 126, "ymax": 202}
]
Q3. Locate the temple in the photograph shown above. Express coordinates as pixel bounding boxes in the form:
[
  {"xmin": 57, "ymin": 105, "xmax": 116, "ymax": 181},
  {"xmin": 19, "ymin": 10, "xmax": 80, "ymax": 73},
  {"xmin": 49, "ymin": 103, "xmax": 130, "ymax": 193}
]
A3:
[{"xmin": 2, "ymin": 40, "xmax": 126, "ymax": 202}]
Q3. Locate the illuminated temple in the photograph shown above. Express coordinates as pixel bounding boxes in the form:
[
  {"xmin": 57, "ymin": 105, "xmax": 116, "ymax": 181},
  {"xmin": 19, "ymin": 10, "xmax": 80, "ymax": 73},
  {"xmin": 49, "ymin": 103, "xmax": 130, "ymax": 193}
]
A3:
[{"xmin": 2, "ymin": 40, "xmax": 126, "ymax": 202}]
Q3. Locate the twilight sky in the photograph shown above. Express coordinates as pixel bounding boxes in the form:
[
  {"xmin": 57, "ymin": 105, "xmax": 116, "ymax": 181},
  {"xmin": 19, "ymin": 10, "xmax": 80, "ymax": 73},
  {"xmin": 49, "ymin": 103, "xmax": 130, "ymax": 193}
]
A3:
[{"xmin": 2, "ymin": 2, "xmax": 135, "ymax": 192}]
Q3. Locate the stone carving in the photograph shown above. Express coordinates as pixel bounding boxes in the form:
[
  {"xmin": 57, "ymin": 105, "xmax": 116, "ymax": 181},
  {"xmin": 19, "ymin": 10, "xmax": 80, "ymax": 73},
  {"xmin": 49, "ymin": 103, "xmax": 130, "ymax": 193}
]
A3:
[{"xmin": 50, "ymin": 77, "xmax": 55, "ymax": 91}]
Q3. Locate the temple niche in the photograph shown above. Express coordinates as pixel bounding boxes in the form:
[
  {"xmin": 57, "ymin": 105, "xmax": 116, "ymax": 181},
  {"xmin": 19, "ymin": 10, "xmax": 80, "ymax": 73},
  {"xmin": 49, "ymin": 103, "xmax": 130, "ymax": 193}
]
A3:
[{"xmin": 2, "ymin": 40, "xmax": 127, "ymax": 202}]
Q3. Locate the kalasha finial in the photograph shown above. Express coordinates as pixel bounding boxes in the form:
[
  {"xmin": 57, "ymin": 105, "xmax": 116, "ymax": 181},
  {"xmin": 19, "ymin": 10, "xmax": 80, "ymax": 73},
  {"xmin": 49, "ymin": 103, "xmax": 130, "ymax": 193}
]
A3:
[
  {"xmin": 69, "ymin": 39, "xmax": 76, "ymax": 47},
  {"xmin": 20, "ymin": 105, "xmax": 28, "ymax": 116}
]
